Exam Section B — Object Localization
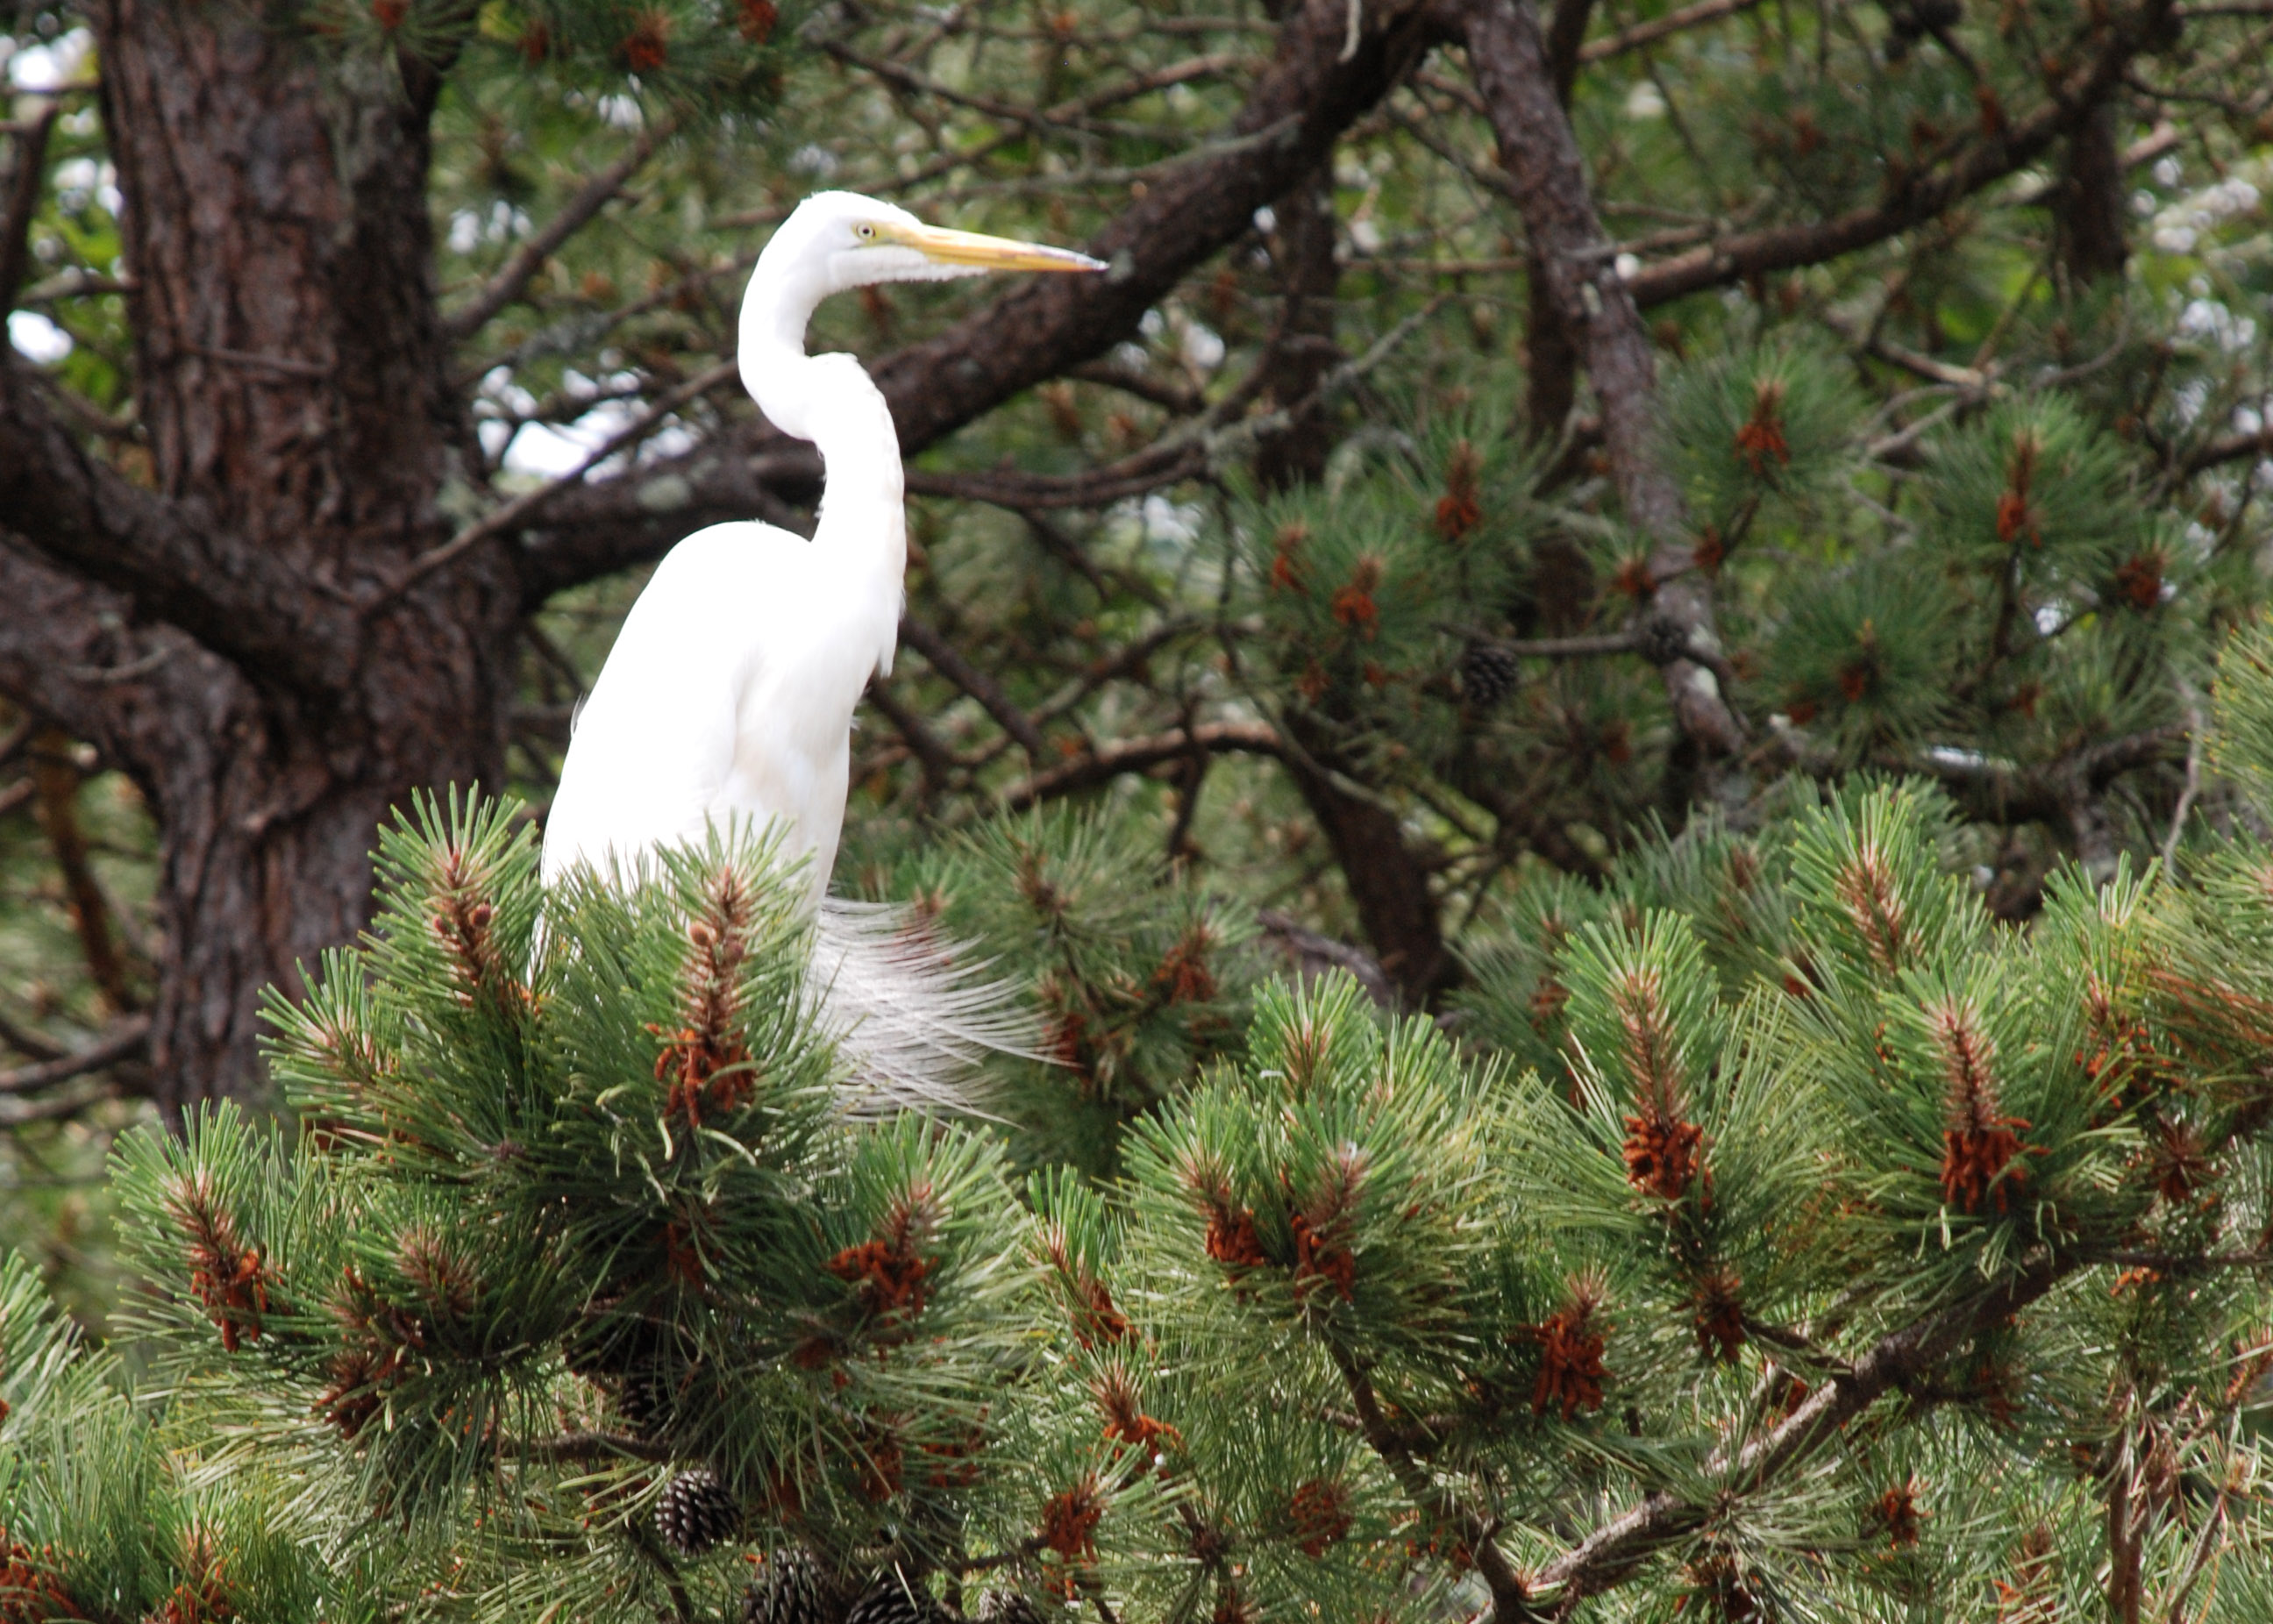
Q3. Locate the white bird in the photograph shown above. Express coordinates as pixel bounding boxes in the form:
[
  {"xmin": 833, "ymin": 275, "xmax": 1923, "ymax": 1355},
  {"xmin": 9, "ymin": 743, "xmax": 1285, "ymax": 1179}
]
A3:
[{"xmin": 542, "ymin": 191, "xmax": 1104, "ymax": 1108}]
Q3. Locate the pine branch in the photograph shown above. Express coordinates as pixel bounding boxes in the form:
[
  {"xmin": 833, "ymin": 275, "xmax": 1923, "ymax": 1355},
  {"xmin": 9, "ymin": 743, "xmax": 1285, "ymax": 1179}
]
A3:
[
  {"xmin": 1329, "ymin": 1343, "xmax": 1536, "ymax": 1621},
  {"xmin": 899, "ymin": 616, "xmax": 1052, "ymax": 761},
  {"xmin": 441, "ymin": 118, "xmax": 676, "ymax": 342},
  {"xmin": 516, "ymin": 1429, "xmax": 673, "ymax": 1464},
  {"xmin": 1623, "ymin": 0, "xmax": 2182, "ymax": 310},
  {"xmin": 1577, "ymin": 0, "xmax": 1767, "ymax": 64},
  {"xmin": 1526, "ymin": 1249, "xmax": 2074, "ymax": 1610},
  {"xmin": 1005, "ymin": 722, "xmax": 1282, "ymax": 808},
  {"xmin": 1458, "ymin": 0, "xmax": 1744, "ymax": 759},
  {"xmin": 0, "ymin": 1015, "xmax": 147, "ymax": 1096}
]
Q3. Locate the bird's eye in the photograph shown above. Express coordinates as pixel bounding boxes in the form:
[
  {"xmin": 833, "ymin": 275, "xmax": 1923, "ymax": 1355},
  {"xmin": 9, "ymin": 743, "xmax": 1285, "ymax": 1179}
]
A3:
[{"xmin": 855, "ymin": 224, "xmax": 876, "ymax": 240}]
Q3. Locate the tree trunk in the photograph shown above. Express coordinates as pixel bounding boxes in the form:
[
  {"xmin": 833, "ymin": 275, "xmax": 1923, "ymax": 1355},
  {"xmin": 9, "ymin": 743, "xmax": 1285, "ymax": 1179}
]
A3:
[
  {"xmin": 82, "ymin": 3, "xmax": 515, "ymax": 1117},
  {"xmin": 2055, "ymin": 101, "xmax": 2128, "ymax": 284},
  {"xmin": 0, "ymin": 0, "xmax": 1438, "ymax": 1116},
  {"xmin": 1252, "ymin": 164, "xmax": 1343, "ymax": 493}
]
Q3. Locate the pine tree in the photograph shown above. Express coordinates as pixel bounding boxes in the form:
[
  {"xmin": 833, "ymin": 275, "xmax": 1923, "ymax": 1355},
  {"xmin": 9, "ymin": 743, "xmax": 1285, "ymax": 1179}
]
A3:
[{"xmin": 1, "ymin": 630, "xmax": 2269, "ymax": 1614}]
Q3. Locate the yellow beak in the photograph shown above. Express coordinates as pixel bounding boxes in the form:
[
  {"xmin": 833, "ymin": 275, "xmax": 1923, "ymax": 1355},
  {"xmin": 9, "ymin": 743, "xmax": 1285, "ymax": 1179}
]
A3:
[{"xmin": 883, "ymin": 221, "xmax": 1108, "ymax": 274}]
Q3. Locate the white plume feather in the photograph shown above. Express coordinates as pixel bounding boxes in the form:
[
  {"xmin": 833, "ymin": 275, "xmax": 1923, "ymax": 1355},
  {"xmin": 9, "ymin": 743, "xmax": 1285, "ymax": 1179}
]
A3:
[{"xmin": 807, "ymin": 897, "xmax": 1044, "ymax": 1116}]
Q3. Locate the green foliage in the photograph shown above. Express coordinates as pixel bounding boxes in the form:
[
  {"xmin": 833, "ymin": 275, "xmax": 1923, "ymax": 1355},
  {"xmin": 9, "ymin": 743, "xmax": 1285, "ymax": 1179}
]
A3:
[
  {"xmin": 857, "ymin": 806, "xmax": 1263, "ymax": 1178},
  {"xmin": 298, "ymin": 0, "xmax": 793, "ymax": 110},
  {"xmin": 4, "ymin": 750, "xmax": 2273, "ymax": 1615}
]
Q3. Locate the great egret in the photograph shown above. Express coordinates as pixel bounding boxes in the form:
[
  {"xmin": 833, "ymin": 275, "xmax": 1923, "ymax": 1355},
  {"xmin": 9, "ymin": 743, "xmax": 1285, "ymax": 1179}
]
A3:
[{"xmin": 542, "ymin": 191, "xmax": 1105, "ymax": 1106}]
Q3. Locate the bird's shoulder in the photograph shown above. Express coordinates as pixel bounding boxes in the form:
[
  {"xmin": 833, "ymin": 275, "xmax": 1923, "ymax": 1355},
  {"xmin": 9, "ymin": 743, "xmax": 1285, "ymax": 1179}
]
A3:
[{"xmin": 650, "ymin": 520, "xmax": 811, "ymax": 583}]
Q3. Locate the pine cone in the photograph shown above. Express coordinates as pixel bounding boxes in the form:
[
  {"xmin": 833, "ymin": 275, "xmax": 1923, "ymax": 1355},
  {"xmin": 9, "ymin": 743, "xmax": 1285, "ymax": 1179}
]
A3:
[
  {"xmin": 974, "ymin": 1591, "xmax": 1047, "ymax": 1624},
  {"xmin": 743, "ymin": 1550, "xmax": 826, "ymax": 1624},
  {"xmin": 846, "ymin": 1574, "xmax": 947, "ymax": 1624},
  {"xmin": 616, "ymin": 1357, "xmax": 673, "ymax": 1437},
  {"xmin": 655, "ymin": 1466, "xmax": 739, "ymax": 1557},
  {"xmin": 1459, "ymin": 640, "xmax": 1521, "ymax": 709},
  {"xmin": 741, "ymin": 1550, "xmax": 826, "ymax": 1624}
]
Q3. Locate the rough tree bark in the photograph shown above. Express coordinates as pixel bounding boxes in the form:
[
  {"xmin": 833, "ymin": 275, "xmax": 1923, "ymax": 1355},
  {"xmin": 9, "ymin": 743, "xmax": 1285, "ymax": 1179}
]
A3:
[
  {"xmin": 2056, "ymin": 100, "xmax": 2130, "ymax": 283},
  {"xmin": 1461, "ymin": 0, "xmax": 1745, "ymax": 772},
  {"xmin": 1, "ymin": 5, "xmax": 517, "ymax": 1119},
  {"xmin": 0, "ymin": 0, "xmax": 1442, "ymax": 1113}
]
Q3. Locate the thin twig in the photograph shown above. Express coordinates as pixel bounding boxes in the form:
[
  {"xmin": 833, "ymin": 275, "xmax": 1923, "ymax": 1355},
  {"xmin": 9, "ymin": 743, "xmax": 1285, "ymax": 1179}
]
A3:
[
  {"xmin": 443, "ymin": 120, "xmax": 674, "ymax": 342},
  {"xmin": 1005, "ymin": 721, "xmax": 1281, "ymax": 808},
  {"xmin": 2163, "ymin": 678, "xmax": 2206, "ymax": 873},
  {"xmin": 370, "ymin": 360, "xmax": 739, "ymax": 609},
  {"xmin": 899, "ymin": 616, "xmax": 1051, "ymax": 760},
  {"xmin": 0, "ymin": 1015, "xmax": 147, "ymax": 1096}
]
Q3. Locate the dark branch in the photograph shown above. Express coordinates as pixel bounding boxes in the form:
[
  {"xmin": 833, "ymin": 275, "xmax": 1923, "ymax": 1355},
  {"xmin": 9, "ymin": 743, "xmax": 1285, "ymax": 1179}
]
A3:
[
  {"xmin": 0, "ymin": 374, "xmax": 353, "ymax": 695},
  {"xmin": 898, "ymin": 616, "xmax": 1051, "ymax": 760},
  {"xmin": 1, "ymin": 100, "xmax": 60, "ymax": 311},
  {"xmin": 0, "ymin": 1015, "xmax": 148, "ymax": 1097},
  {"xmin": 443, "ymin": 121, "xmax": 673, "ymax": 342},
  {"xmin": 1528, "ymin": 1250, "xmax": 2074, "ymax": 1609},
  {"xmin": 516, "ymin": 0, "xmax": 1450, "ymax": 601},
  {"xmin": 1460, "ymin": 0, "xmax": 1742, "ymax": 758},
  {"xmin": 1576, "ymin": 0, "xmax": 1767, "ymax": 63},
  {"xmin": 1005, "ymin": 721, "xmax": 1281, "ymax": 808},
  {"xmin": 1623, "ymin": 0, "xmax": 2179, "ymax": 310}
]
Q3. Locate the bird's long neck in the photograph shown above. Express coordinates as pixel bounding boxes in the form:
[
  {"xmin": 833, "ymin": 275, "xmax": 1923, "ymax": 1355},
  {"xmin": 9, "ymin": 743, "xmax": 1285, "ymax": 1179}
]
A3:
[{"xmin": 739, "ymin": 267, "xmax": 907, "ymax": 675}]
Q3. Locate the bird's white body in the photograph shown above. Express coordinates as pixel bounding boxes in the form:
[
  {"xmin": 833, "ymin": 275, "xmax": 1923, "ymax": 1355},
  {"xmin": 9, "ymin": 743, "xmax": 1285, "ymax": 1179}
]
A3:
[
  {"xmin": 539, "ymin": 192, "xmax": 1101, "ymax": 1107},
  {"xmin": 540, "ymin": 365, "xmax": 905, "ymax": 905}
]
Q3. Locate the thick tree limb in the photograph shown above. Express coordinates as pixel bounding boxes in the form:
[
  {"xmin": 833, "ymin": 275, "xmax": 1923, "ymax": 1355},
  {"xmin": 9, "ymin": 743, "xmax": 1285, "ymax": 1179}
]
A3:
[
  {"xmin": 2185, "ymin": 425, "xmax": 2273, "ymax": 474},
  {"xmin": 1622, "ymin": 0, "xmax": 2179, "ymax": 310},
  {"xmin": 0, "ymin": 367, "xmax": 353, "ymax": 694},
  {"xmin": 0, "ymin": 532, "xmax": 184, "ymax": 748},
  {"xmin": 517, "ymin": 0, "xmax": 1450, "ymax": 602},
  {"xmin": 897, "ymin": 616, "xmax": 1051, "ymax": 759},
  {"xmin": 1257, "ymin": 910, "xmax": 1400, "ymax": 1008}
]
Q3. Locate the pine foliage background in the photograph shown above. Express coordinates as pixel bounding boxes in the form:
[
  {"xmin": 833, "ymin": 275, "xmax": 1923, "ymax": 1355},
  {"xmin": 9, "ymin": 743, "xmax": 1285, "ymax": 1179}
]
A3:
[{"xmin": 5, "ymin": 0, "xmax": 2273, "ymax": 1616}]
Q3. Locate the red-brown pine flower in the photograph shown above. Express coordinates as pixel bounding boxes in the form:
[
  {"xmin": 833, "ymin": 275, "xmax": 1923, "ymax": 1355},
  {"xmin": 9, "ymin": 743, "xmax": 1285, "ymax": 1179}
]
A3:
[
  {"xmin": 1733, "ymin": 379, "xmax": 1792, "ymax": 476},
  {"xmin": 2113, "ymin": 548, "xmax": 2166, "ymax": 610},
  {"xmin": 1692, "ymin": 1265, "xmax": 1746, "ymax": 1363},
  {"xmin": 737, "ymin": 0, "xmax": 780, "ymax": 42},
  {"xmin": 1434, "ymin": 438, "xmax": 1484, "ymax": 540},
  {"xmin": 1835, "ymin": 838, "xmax": 1908, "ymax": 974},
  {"xmin": 1290, "ymin": 1145, "xmax": 1365, "ymax": 1302},
  {"xmin": 1268, "ymin": 521, "xmax": 1308, "ymax": 594},
  {"xmin": 165, "ymin": 1172, "xmax": 271, "ymax": 1352},
  {"xmin": 1329, "ymin": 556, "xmax": 1385, "ymax": 637},
  {"xmin": 828, "ymin": 1186, "xmax": 940, "ymax": 1321},
  {"xmin": 1040, "ymin": 1475, "xmax": 1105, "ymax": 1561},
  {"xmin": 1184, "ymin": 1152, "xmax": 1268, "ymax": 1267},
  {"xmin": 0, "ymin": 1525, "xmax": 86, "ymax": 1620},
  {"xmin": 1996, "ymin": 431, "xmax": 2041, "ymax": 546},
  {"xmin": 371, "ymin": 0, "xmax": 409, "ymax": 28},
  {"xmin": 1285, "ymin": 1478, "xmax": 1354, "ymax": 1557},
  {"xmin": 1528, "ymin": 1276, "xmax": 1609, "ymax": 1420},
  {"xmin": 651, "ymin": 872, "xmax": 756, "ymax": 1128},
  {"xmin": 1151, "ymin": 925, "xmax": 1218, "ymax": 1006},
  {"xmin": 1611, "ymin": 965, "xmax": 1709, "ymax": 1201},
  {"xmin": 1933, "ymin": 999, "xmax": 2035, "ymax": 1214},
  {"xmin": 618, "ymin": 11, "xmax": 671, "ymax": 72},
  {"xmin": 1094, "ymin": 1366, "xmax": 1181, "ymax": 1457},
  {"xmin": 1868, "ymin": 1478, "xmax": 1924, "ymax": 1549}
]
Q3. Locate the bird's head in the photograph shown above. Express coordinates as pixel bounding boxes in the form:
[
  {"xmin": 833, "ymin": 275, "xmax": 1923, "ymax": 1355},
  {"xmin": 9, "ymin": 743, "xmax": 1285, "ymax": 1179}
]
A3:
[{"xmin": 760, "ymin": 190, "xmax": 1108, "ymax": 302}]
